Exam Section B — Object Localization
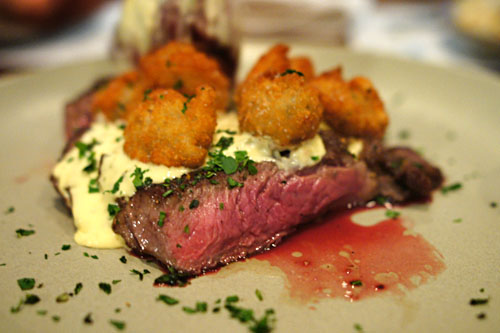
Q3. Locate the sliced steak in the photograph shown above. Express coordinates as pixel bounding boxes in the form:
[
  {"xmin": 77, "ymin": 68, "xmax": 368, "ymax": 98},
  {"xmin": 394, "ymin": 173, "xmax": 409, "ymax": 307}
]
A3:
[{"xmin": 113, "ymin": 159, "xmax": 375, "ymax": 275}]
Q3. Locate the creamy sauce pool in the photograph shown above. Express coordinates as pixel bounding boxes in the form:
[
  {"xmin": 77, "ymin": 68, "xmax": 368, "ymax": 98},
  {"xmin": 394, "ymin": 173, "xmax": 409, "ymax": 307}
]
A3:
[{"xmin": 52, "ymin": 112, "xmax": 327, "ymax": 249}]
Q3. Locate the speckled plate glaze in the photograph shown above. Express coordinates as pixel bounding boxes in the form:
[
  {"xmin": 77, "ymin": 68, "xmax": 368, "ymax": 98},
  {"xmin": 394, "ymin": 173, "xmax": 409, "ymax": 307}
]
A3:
[{"xmin": 1, "ymin": 41, "xmax": 499, "ymax": 333}]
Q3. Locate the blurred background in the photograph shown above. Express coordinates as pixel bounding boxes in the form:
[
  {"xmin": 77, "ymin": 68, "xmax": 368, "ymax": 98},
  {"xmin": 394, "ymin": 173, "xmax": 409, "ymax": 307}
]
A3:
[{"xmin": 0, "ymin": 0, "xmax": 499, "ymax": 76}]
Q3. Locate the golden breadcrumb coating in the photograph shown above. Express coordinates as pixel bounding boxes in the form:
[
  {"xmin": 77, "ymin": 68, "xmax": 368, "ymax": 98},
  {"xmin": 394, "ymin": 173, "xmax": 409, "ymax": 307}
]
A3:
[
  {"xmin": 238, "ymin": 72, "xmax": 323, "ymax": 146},
  {"xmin": 139, "ymin": 41, "xmax": 230, "ymax": 110},
  {"xmin": 290, "ymin": 56, "xmax": 315, "ymax": 79},
  {"xmin": 91, "ymin": 71, "xmax": 146, "ymax": 121},
  {"xmin": 124, "ymin": 86, "xmax": 217, "ymax": 168},
  {"xmin": 309, "ymin": 68, "xmax": 388, "ymax": 138}
]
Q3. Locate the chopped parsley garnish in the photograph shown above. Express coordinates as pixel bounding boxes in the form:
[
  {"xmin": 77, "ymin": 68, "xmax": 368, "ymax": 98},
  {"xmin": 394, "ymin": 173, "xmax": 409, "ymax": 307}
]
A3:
[
  {"xmin": 219, "ymin": 203, "xmax": 224, "ymax": 210},
  {"xmin": 255, "ymin": 289, "xmax": 263, "ymax": 301},
  {"xmin": 441, "ymin": 182, "xmax": 462, "ymax": 194},
  {"xmin": 109, "ymin": 176, "xmax": 124, "ymax": 194},
  {"xmin": 82, "ymin": 151, "xmax": 97, "ymax": 173},
  {"xmin": 183, "ymin": 301, "xmax": 208, "ymax": 314},
  {"xmin": 311, "ymin": 156, "xmax": 319, "ymax": 161},
  {"xmin": 221, "ymin": 156, "xmax": 238, "ymax": 174},
  {"xmin": 173, "ymin": 79, "xmax": 184, "ymax": 90},
  {"xmin": 166, "ymin": 60, "xmax": 172, "ymax": 67},
  {"xmin": 385, "ymin": 210, "xmax": 401, "ymax": 219},
  {"xmin": 56, "ymin": 292, "xmax": 70, "ymax": 303},
  {"xmin": 184, "ymin": 225, "xmax": 190, "ymax": 234},
  {"xmin": 157, "ymin": 294, "xmax": 179, "ymax": 305},
  {"xmin": 118, "ymin": 124, "xmax": 126, "ymax": 130},
  {"xmin": 119, "ymin": 256, "xmax": 127, "ymax": 264},
  {"xmin": 490, "ymin": 202, "xmax": 497, "ymax": 208},
  {"xmin": 280, "ymin": 69, "xmax": 304, "ymax": 77},
  {"xmin": 350, "ymin": 280, "xmax": 363, "ymax": 286},
  {"xmin": 109, "ymin": 319, "xmax": 126, "ymax": 331},
  {"xmin": 61, "ymin": 244, "xmax": 71, "ymax": 251},
  {"xmin": 154, "ymin": 267, "xmax": 190, "ymax": 287},
  {"xmin": 37, "ymin": 310, "xmax": 47, "ymax": 316},
  {"xmin": 17, "ymin": 278, "xmax": 35, "ymax": 290},
  {"xmin": 75, "ymin": 139, "xmax": 99, "ymax": 158},
  {"xmin": 181, "ymin": 95, "xmax": 194, "ymax": 114},
  {"xmin": 223, "ymin": 295, "xmax": 276, "ymax": 332},
  {"xmin": 5, "ymin": 206, "xmax": 14, "ymax": 214},
  {"xmin": 143, "ymin": 88, "xmax": 152, "ymax": 101},
  {"xmin": 179, "ymin": 205, "xmax": 185, "ymax": 212},
  {"xmin": 227, "ymin": 177, "xmax": 243, "ymax": 189},
  {"xmin": 16, "ymin": 228, "xmax": 35, "ymax": 237},
  {"xmin": 131, "ymin": 269, "xmax": 149, "ymax": 281},
  {"xmin": 189, "ymin": 199, "xmax": 199, "ymax": 209},
  {"xmin": 112, "ymin": 280, "xmax": 121, "ymax": 285},
  {"xmin": 0, "ymin": 263, "xmax": 6, "ymax": 266},
  {"xmin": 74, "ymin": 282, "xmax": 83, "ymax": 295},
  {"xmin": 215, "ymin": 136, "xmax": 234, "ymax": 150},
  {"xmin": 453, "ymin": 218, "xmax": 462, "ymax": 223},
  {"xmin": 162, "ymin": 189, "xmax": 173, "ymax": 197},
  {"xmin": 470, "ymin": 298, "xmax": 489, "ymax": 306},
  {"xmin": 354, "ymin": 323, "xmax": 364, "ymax": 332},
  {"xmin": 158, "ymin": 212, "xmax": 166, "ymax": 227},
  {"xmin": 52, "ymin": 315, "xmax": 61, "ymax": 322},
  {"xmin": 11, "ymin": 294, "xmax": 40, "ymax": 313},
  {"xmin": 84, "ymin": 313, "xmax": 93, "ymax": 324},
  {"xmin": 98, "ymin": 282, "xmax": 111, "ymax": 294},
  {"xmin": 107, "ymin": 204, "xmax": 120, "ymax": 217},
  {"xmin": 176, "ymin": 243, "xmax": 182, "ymax": 248},
  {"xmin": 398, "ymin": 130, "xmax": 410, "ymax": 140},
  {"xmin": 130, "ymin": 167, "xmax": 150, "ymax": 189},
  {"xmin": 88, "ymin": 178, "xmax": 99, "ymax": 193},
  {"xmin": 226, "ymin": 295, "xmax": 239, "ymax": 303},
  {"xmin": 84, "ymin": 252, "xmax": 99, "ymax": 259}
]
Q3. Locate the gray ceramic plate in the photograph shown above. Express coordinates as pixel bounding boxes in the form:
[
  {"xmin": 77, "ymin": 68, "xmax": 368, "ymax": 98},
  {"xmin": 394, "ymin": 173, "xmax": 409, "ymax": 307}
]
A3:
[{"xmin": 1, "ymin": 41, "xmax": 499, "ymax": 332}]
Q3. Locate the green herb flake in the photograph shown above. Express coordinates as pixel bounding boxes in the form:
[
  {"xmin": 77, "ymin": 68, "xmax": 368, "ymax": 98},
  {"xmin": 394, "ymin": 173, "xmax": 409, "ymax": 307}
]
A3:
[
  {"xmin": 109, "ymin": 320, "xmax": 126, "ymax": 331},
  {"xmin": 25, "ymin": 294, "xmax": 40, "ymax": 304},
  {"xmin": 74, "ymin": 282, "xmax": 83, "ymax": 295},
  {"xmin": 173, "ymin": 79, "xmax": 184, "ymax": 90},
  {"xmin": 84, "ymin": 313, "xmax": 93, "ymax": 324},
  {"xmin": 311, "ymin": 156, "xmax": 319, "ymax": 161},
  {"xmin": 91, "ymin": 255, "xmax": 99, "ymax": 260},
  {"xmin": 184, "ymin": 225, "xmax": 190, "ymax": 234},
  {"xmin": 480, "ymin": 288, "xmax": 485, "ymax": 293},
  {"xmin": 176, "ymin": 243, "xmax": 182, "ymax": 248},
  {"xmin": 280, "ymin": 69, "xmax": 304, "ymax": 77},
  {"xmin": 154, "ymin": 267, "xmax": 190, "ymax": 287},
  {"xmin": 216, "ymin": 129, "xmax": 237, "ymax": 135},
  {"xmin": 453, "ymin": 218, "xmax": 463, "ymax": 223},
  {"xmin": 54, "ymin": 252, "xmax": 61, "ymax": 256},
  {"xmin": 88, "ymin": 178, "xmax": 99, "ymax": 193},
  {"xmin": 398, "ymin": 129, "xmax": 410, "ymax": 140},
  {"xmin": 109, "ymin": 176, "xmax": 124, "ymax": 194},
  {"xmin": 99, "ymin": 282, "xmax": 111, "ymax": 295},
  {"xmin": 83, "ymin": 252, "xmax": 89, "ymax": 257},
  {"xmin": 227, "ymin": 177, "xmax": 243, "ymax": 189},
  {"xmin": 181, "ymin": 95, "xmax": 194, "ymax": 114},
  {"xmin": 255, "ymin": 289, "xmax": 263, "ymax": 301},
  {"xmin": 61, "ymin": 244, "xmax": 71, "ymax": 251},
  {"xmin": 66, "ymin": 157, "xmax": 74, "ymax": 163},
  {"xmin": 56, "ymin": 292, "xmax": 70, "ymax": 303},
  {"xmin": 143, "ymin": 88, "xmax": 152, "ymax": 101},
  {"xmin": 17, "ymin": 278, "xmax": 35, "ymax": 290},
  {"xmin": 158, "ymin": 211, "xmax": 166, "ymax": 227},
  {"xmin": 385, "ymin": 210, "xmax": 401, "ymax": 219},
  {"xmin": 441, "ymin": 182, "xmax": 462, "ymax": 194},
  {"xmin": 470, "ymin": 298, "xmax": 489, "ymax": 306},
  {"xmin": 108, "ymin": 204, "xmax": 120, "ymax": 217},
  {"xmin": 112, "ymin": 280, "xmax": 121, "ymax": 285},
  {"xmin": 118, "ymin": 124, "xmax": 126, "ymax": 130},
  {"xmin": 219, "ymin": 203, "xmax": 224, "ymax": 210},
  {"xmin": 119, "ymin": 256, "xmax": 127, "ymax": 264},
  {"xmin": 215, "ymin": 136, "xmax": 234, "ymax": 150},
  {"xmin": 130, "ymin": 167, "xmax": 150, "ymax": 189},
  {"xmin": 16, "ymin": 228, "xmax": 35, "ymax": 237},
  {"xmin": 226, "ymin": 295, "xmax": 239, "ymax": 303},
  {"xmin": 37, "ymin": 309, "xmax": 48, "ymax": 316},
  {"xmin": 131, "ymin": 269, "xmax": 145, "ymax": 281},
  {"xmin": 162, "ymin": 189, "xmax": 174, "ymax": 198},
  {"xmin": 0, "ymin": 263, "xmax": 6, "ymax": 266},
  {"xmin": 354, "ymin": 323, "xmax": 364, "ymax": 332},
  {"xmin": 75, "ymin": 139, "xmax": 99, "ymax": 159},
  {"xmin": 182, "ymin": 306, "xmax": 197, "ymax": 314},
  {"xmin": 52, "ymin": 315, "xmax": 61, "ymax": 322},
  {"xmin": 157, "ymin": 294, "xmax": 179, "ymax": 305},
  {"xmin": 490, "ymin": 201, "xmax": 497, "ymax": 208},
  {"xmin": 189, "ymin": 199, "xmax": 200, "ymax": 209},
  {"xmin": 221, "ymin": 156, "xmax": 238, "ymax": 174},
  {"xmin": 5, "ymin": 206, "xmax": 15, "ymax": 214},
  {"xmin": 350, "ymin": 280, "xmax": 363, "ymax": 286},
  {"xmin": 179, "ymin": 205, "xmax": 185, "ymax": 212}
]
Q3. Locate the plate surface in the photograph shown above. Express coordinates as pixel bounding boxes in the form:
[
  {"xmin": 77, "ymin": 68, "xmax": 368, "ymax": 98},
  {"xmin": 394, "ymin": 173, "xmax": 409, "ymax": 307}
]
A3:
[{"xmin": 1, "ymin": 41, "xmax": 499, "ymax": 333}]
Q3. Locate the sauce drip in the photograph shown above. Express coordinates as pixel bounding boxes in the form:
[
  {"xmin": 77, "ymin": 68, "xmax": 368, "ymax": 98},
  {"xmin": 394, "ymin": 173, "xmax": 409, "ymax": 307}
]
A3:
[{"xmin": 255, "ymin": 208, "xmax": 445, "ymax": 302}]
